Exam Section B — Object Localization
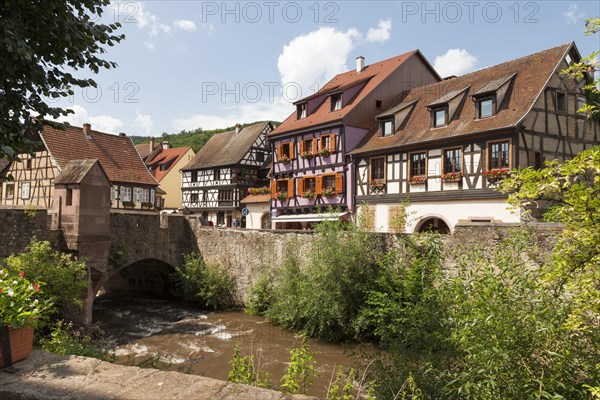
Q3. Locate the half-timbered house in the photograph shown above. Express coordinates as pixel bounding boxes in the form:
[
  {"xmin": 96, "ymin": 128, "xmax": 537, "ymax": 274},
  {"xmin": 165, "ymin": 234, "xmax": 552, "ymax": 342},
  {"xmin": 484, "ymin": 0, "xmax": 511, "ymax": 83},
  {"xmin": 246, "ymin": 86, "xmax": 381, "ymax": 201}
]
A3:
[
  {"xmin": 180, "ymin": 122, "xmax": 273, "ymax": 227},
  {"xmin": 268, "ymin": 51, "xmax": 441, "ymax": 229},
  {"xmin": 351, "ymin": 43, "xmax": 599, "ymax": 233},
  {"xmin": 0, "ymin": 123, "xmax": 160, "ymax": 210}
]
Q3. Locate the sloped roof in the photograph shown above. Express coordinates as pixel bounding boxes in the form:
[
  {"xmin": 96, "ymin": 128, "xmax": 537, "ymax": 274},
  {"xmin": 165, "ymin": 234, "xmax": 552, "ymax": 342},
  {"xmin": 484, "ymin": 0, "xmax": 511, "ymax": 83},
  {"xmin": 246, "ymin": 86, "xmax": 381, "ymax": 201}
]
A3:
[
  {"xmin": 182, "ymin": 122, "xmax": 272, "ymax": 170},
  {"xmin": 54, "ymin": 159, "xmax": 110, "ymax": 184},
  {"xmin": 270, "ymin": 50, "xmax": 427, "ymax": 136},
  {"xmin": 41, "ymin": 124, "xmax": 158, "ymax": 186},
  {"xmin": 351, "ymin": 43, "xmax": 573, "ymax": 155},
  {"xmin": 240, "ymin": 194, "xmax": 270, "ymax": 203},
  {"xmin": 135, "ymin": 142, "xmax": 160, "ymax": 160},
  {"xmin": 146, "ymin": 146, "xmax": 193, "ymax": 182}
]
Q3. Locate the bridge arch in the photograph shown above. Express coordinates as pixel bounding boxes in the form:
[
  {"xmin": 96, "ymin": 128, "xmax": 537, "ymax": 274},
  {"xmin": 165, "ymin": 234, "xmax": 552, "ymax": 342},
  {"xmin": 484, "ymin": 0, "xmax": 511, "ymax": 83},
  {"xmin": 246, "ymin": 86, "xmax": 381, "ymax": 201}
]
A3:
[
  {"xmin": 414, "ymin": 215, "xmax": 453, "ymax": 234},
  {"xmin": 99, "ymin": 258, "xmax": 177, "ymax": 298}
]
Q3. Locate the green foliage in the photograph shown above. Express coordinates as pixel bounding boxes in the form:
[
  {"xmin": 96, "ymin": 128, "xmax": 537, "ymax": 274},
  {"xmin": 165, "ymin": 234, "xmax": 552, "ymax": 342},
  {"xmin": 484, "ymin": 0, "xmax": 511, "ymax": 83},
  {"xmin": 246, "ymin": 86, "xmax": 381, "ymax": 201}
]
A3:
[
  {"xmin": 0, "ymin": 0, "xmax": 124, "ymax": 160},
  {"xmin": 3, "ymin": 240, "xmax": 88, "ymax": 316},
  {"xmin": 227, "ymin": 341, "xmax": 272, "ymax": 388},
  {"xmin": 0, "ymin": 268, "xmax": 52, "ymax": 328},
  {"xmin": 128, "ymin": 121, "xmax": 278, "ymax": 152},
  {"xmin": 108, "ymin": 242, "xmax": 129, "ymax": 269},
  {"xmin": 172, "ymin": 253, "xmax": 237, "ymax": 310},
  {"xmin": 246, "ymin": 273, "xmax": 274, "ymax": 316},
  {"xmin": 280, "ymin": 337, "xmax": 317, "ymax": 395},
  {"xmin": 326, "ymin": 367, "xmax": 355, "ymax": 400},
  {"xmin": 39, "ymin": 320, "xmax": 114, "ymax": 361}
]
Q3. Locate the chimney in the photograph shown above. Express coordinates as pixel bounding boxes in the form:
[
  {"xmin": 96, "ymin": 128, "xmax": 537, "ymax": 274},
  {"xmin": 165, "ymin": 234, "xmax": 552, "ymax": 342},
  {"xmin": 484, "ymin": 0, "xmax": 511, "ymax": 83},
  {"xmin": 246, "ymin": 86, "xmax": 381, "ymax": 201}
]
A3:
[
  {"xmin": 356, "ymin": 56, "xmax": 365, "ymax": 74},
  {"xmin": 119, "ymin": 132, "xmax": 127, "ymax": 137},
  {"xmin": 162, "ymin": 140, "xmax": 169, "ymax": 150},
  {"xmin": 83, "ymin": 123, "xmax": 91, "ymax": 135},
  {"xmin": 235, "ymin": 123, "xmax": 241, "ymax": 134},
  {"xmin": 149, "ymin": 138, "xmax": 155, "ymax": 152}
]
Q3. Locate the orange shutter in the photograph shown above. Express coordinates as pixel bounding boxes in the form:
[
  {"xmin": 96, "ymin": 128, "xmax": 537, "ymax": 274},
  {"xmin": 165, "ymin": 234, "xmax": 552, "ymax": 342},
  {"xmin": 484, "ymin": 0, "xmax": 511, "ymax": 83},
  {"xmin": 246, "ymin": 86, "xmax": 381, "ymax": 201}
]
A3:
[
  {"xmin": 289, "ymin": 142, "xmax": 295, "ymax": 160},
  {"xmin": 297, "ymin": 178, "xmax": 304, "ymax": 195},
  {"xmin": 271, "ymin": 179, "xmax": 277, "ymax": 198},
  {"xmin": 335, "ymin": 173, "xmax": 343, "ymax": 194},
  {"xmin": 287, "ymin": 179, "xmax": 294, "ymax": 198},
  {"xmin": 329, "ymin": 135, "xmax": 336, "ymax": 152},
  {"xmin": 316, "ymin": 176, "xmax": 323, "ymax": 195},
  {"xmin": 312, "ymin": 139, "xmax": 318, "ymax": 155},
  {"xmin": 299, "ymin": 140, "xmax": 305, "ymax": 155},
  {"xmin": 276, "ymin": 144, "xmax": 282, "ymax": 161}
]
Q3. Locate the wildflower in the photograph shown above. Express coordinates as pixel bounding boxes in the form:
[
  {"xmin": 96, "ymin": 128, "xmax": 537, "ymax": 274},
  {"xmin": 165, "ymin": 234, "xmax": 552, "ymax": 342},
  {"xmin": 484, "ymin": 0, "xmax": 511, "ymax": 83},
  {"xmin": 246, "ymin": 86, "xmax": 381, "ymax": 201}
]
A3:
[
  {"xmin": 34, "ymin": 282, "xmax": 40, "ymax": 291},
  {"xmin": 0, "ymin": 288, "xmax": 2, "ymax": 294},
  {"xmin": 7, "ymin": 288, "xmax": 14, "ymax": 297},
  {"xmin": 19, "ymin": 271, "xmax": 25, "ymax": 278}
]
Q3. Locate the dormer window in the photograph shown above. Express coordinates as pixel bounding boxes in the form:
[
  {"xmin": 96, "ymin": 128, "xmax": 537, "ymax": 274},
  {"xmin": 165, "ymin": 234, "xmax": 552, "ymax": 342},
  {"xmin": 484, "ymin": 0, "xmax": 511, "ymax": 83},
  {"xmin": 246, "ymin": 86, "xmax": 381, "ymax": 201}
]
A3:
[
  {"xmin": 331, "ymin": 94, "xmax": 342, "ymax": 111},
  {"xmin": 382, "ymin": 119, "xmax": 394, "ymax": 137},
  {"xmin": 477, "ymin": 97, "xmax": 495, "ymax": 119},
  {"xmin": 297, "ymin": 103, "xmax": 307, "ymax": 119},
  {"xmin": 433, "ymin": 107, "xmax": 447, "ymax": 128}
]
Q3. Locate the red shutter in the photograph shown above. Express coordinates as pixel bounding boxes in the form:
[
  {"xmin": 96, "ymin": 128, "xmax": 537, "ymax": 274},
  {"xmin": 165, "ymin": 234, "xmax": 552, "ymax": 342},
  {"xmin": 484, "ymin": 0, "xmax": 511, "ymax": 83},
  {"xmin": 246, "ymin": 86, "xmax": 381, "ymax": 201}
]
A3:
[
  {"xmin": 316, "ymin": 176, "xmax": 323, "ymax": 195},
  {"xmin": 287, "ymin": 179, "xmax": 294, "ymax": 198},
  {"xmin": 271, "ymin": 179, "xmax": 277, "ymax": 198},
  {"xmin": 335, "ymin": 173, "xmax": 343, "ymax": 194}
]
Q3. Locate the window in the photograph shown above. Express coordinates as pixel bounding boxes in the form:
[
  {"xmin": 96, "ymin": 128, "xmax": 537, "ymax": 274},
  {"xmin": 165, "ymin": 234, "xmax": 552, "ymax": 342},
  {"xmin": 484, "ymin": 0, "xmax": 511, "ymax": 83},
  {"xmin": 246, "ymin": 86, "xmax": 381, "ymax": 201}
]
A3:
[
  {"xmin": 140, "ymin": 189, "xmax": 150, "ymax": 203},
  {"xmin": 433, "ymin": 108, "xmax": 447, "ymax": 127},
  {"xmin": 576, "ymin": 95, "xmax": 587, "ymax": 114},
  {"xmin": 201, "ymin": 190, "xmax": 207, "ymax": 201},
  {"xmin": 443, "ymin": 148, "xmax": 462, "ymax": 174},
  {"xmin": 477, "ymin": 97, "xmax": 495, "ymax": 118},
  {"xmin": 191, "ymin": 171, "xmax": 198, "ymax": 182},
  {"xmin": 302, "ymin": 138, "xmax": 314, "ymax": 155},
  {"xmin": 190, "ymin": 193, "xmax": 199, "ymax": 203},
  {"xmin": 276, "ymin": 179, "xmax": 288, "ymax": 193},
  {"xmin": 159, "ymin": 164, "xmax": 167, "ymax": 172},
  {"xmin": 370, "ymin": 157, "xmax": 385, "ymax": 181},
  {"xmin": 133, "ymin": 188, "xmax": 141, "ymax": 202},
  {"xmin": 120, "ymin": 187, "xmax": 132, "ymax": 202},
  {"xmin": 65, "ymin": 188, "xmax": 72, "ymax": 206},
  {"xmin": 382, "ymin": 120, "xmax": 394, "ymax": 137},
  {"xmin": 256, "ymin": 151, "xmax": 265, "ymax": 163},
  {"xmin": 6, "ymin": 184, "xmax": 14, "ymax": 200},
  {"xmin": 303, "ymin": 177, "xmax": 316, "ymax": 192},
  {"xmin": 279, "ymin": 142, "xmax": 293, "ymax": 161},
  {"xmin": 556, "ymin": 91, "xmax": 567, "ymax": 114},
  {"xmin": 322, "ymin": 174, "xmax": 337, "ymax": 190},
  {"xmin": 410, "ymin": 153, "xmax": 426, "ymax": 177},
  {"xmin": 320, "ymin": 134, "xmax": 335, "ymax": 152},
  {"xmin": 488, "ymin": 141, "xmax": 510, "ymax": 170},
  {"xmin": 21, "ymin": 182, "xmax": 30, "ymax": 199},
  {"xmin": 331, "ymin": 94, "xmax": 342, "ymax": 111},
  {"xmin": 214, "ymin": 169, "xmax": 221, "ymax": 181},
  {"xmin": 565, "ymin": 53, "xmax": 572, "ymax": 65},
  {"xmin": 110, "ymin": 186, "xmax": 118, "ymax": 200},
  {"xmin": 218, "ymin": 189, "xmax": 233, "ymax": 202},
  {"xmin": 150, "ymin": 189, "xmax": 155, "ymax": 205},
  {"xmin": 217, "ymin": 212, "xmax": 225, "ymax": 226},
  {"xmin": 375, "ymin": 100, "xmax": 383, "ymax": 108},
  {"xmin": 297, "ymin": 103, "xmax": 307, "ymax": 119},
  {"xmin": 26, "ymin": 159, "xmax": 32, "ymax": 170}
]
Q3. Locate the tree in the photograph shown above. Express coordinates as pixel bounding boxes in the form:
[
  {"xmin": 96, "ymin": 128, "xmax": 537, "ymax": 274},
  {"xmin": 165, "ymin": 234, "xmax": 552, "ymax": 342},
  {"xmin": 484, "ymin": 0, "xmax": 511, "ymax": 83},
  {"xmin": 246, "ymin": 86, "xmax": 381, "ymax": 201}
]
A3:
[{"xmin": 0, "ymin": 0, "xmax": 124, "ymax": 161}]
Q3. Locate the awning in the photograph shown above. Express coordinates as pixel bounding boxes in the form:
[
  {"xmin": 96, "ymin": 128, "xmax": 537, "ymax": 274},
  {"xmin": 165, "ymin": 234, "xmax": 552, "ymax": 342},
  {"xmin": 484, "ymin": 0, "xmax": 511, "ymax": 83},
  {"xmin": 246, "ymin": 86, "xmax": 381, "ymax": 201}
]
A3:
[{"xmin": 272, "ymin": 212, "xmax": 350, "ymax": 223}]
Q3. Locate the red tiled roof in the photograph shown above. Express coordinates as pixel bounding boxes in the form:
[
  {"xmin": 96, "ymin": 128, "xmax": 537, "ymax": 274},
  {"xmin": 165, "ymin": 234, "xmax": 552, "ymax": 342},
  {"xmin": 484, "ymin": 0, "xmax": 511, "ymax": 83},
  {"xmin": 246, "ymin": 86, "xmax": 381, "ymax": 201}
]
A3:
[
  {"xmin": 41, "ymin": 124, "xmax": 158, "ymax": 186},
  {"xmin": 146, "ymin": 146, "xmax": 192, "ymax": 182},
  {"xmin": 270, "ymin": 50, "xmax": 421, "ymax": 136},
  {"xmin": 240, "ymin": 194, "xmax": 270, "ymax": 204},
  {"xmin": 352, "ymin": 43, "xmax": 573, "ymax": 155}
]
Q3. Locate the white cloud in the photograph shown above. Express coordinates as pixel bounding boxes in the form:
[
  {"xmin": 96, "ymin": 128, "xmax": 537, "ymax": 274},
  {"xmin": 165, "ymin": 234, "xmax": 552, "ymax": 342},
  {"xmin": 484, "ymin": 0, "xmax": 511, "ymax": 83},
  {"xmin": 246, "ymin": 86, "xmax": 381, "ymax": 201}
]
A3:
[
  {"xmin": 55, "ymin": 104, "xmax": 124, "ymax": 134},
  {"xmin": 172, "ymin": 98, "xmax": 291, "ymax": 131},
  {"xmin": 134, "ymin": 110, "xmax": 154, "ymax": 136},
  {"xmin": 433, "ymin": 49, "xmax": 478, "ymax": 77},
  {"xmin": 564, "ymin": 4, "xmax": 584, "ymax": 25},
  {"xmin": 174, "ymin": 19, "xmax": 197, "ymax": 32},
  {"xmin": 366, "ymin": 19, "xmax": 392, "ymax": 43},
  {"xmin": 277, "ymin": 27, "xmax": 362, "ymax": 97}
]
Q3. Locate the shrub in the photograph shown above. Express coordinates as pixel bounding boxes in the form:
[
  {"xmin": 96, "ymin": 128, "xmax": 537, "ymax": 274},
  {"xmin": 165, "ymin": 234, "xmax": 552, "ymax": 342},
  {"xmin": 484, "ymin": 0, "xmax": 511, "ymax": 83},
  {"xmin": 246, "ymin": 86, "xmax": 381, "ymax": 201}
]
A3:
[
  {"xmin": 227, "ymin": 341, "xmax": 272, "ymax": 388},
  {"xmin": 281, "ymin": 337, "xmax": 317, "ymax": 395},
  {"xmin": 246, "ymin": 273, "xmax": 274, "ymax": 316},
  {"xmin": 39, "ymin": 320, "xmax": 114, "ymax": 361},
  {"xmin": 172, "ymin": 253, "xmax": 237, "ymax": 310}
]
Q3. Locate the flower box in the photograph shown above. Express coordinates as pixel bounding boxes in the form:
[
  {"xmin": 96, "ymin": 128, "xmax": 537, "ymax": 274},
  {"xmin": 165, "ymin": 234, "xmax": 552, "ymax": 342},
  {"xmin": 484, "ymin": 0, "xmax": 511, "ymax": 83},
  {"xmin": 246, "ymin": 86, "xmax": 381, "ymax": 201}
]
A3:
[
  {"xmin": 409, "ymin": 176, "xmax": 427, "ymax": 185},
  {"xmin": 442, "ymin": 172, "xmax": 463, "ymax": 182},
  {"xmin": 319, "ymin": 149, "xmax": 331, "ymax": 156},
  {"xmin": 279, "ymin": 155, "xmax": 291, "ymax": 163},
  {"xmin": 485, "ymin": 168, "xmax": 510, "ymax": 182},
  {"xmin": 300, "ymin": 152, "xmax": 314, "ymax": 159},
  {"xmin": 322, "ymin": 188, "xmax": 335, "ymax": 197},
  {"xmin": 302, "ymin": 190, "xmax": 316, "ymax": 199},
  {"xmin": 0, "ymin": 326, "xmax": 34, "ymax": 368},
  {"xmin": 275, "ymin": 192, "xmax": 288, "ymax": 201}
]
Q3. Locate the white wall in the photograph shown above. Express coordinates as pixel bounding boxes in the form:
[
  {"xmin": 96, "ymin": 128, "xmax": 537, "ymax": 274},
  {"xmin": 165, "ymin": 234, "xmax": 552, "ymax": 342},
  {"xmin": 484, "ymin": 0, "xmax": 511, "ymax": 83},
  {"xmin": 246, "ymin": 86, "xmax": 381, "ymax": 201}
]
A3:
[{"xmin": 244, "ymin": 203, "xmax": 269, "ymax": 229}]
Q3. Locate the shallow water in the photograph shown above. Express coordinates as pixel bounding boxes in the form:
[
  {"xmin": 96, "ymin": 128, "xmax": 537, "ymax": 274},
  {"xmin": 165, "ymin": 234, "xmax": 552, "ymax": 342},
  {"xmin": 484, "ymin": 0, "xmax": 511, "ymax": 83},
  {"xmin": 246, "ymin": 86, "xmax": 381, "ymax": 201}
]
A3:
[{"xmin": 93, "ymin": 296, "xmax": 358, "ymax": 398}]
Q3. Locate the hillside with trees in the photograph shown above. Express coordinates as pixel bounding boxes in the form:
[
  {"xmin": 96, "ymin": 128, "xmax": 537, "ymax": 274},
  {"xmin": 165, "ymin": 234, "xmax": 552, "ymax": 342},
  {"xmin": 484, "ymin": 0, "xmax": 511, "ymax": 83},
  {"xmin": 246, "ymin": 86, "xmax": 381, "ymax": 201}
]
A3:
[{"xmin": 129, "ymin": 121, "xmax": 278, "ymax": 152}]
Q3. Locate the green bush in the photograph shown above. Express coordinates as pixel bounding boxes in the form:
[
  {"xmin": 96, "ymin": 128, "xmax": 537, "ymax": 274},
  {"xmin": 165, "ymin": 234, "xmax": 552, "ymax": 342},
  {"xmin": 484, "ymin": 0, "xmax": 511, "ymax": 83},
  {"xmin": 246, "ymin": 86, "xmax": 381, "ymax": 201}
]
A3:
[
  {"xmin": 38, "ymin": 320, "xmax": 114, "ymax": 361},
  {"xmin": 280, "ymin": 337, "xmax": 317, "ymax": 395},
  {"xmin": 3, "ymin": 240, "xmax": 88, "ymax": 316},
  {"xmin": 227, "ymin": 341, "xmax": 272, "ymax": 388},
  {"xmin": 172, "ymin": 253, "xmax": 237, "ymax": 310},
  {"xmin": 246, "ymin": 273, "xmax": 274, "ymax": 316}
]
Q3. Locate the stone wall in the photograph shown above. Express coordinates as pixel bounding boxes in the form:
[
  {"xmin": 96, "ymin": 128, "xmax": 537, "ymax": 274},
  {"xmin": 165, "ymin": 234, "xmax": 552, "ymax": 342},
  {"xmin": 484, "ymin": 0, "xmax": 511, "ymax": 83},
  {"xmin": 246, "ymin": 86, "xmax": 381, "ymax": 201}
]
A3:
[{"xmin": 0, "ymin": 207, "xmax": 58, "ymax": 259}]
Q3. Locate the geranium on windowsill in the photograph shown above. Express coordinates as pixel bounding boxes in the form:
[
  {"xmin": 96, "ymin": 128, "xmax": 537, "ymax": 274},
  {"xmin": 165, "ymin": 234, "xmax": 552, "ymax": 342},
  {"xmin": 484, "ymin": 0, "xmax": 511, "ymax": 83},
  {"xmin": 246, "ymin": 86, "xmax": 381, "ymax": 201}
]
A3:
[
  {"xmin": 279, "ymin": 155, "xmax": 291, "ymax": 163},
  {"xmin": 322, "ymin": 187, "xmax": 335, "ymax": 197},
  {"xmin": 275, "ymin": 191, "xmax": 288, "ymax": 201},
  {"xmin": 485, "ymin": 168, "xmax": 510, "ymax": 179},
  {"xmin": 302, "ymin": 190, "xmax": 316, "ymax": 199},
  {"xmin": 300, "ymin": 152, "xmax": 314, "ymax": 159},
  {"xmin": 0, "ymin": 269, "xmax": 51, "ymax": 329},
  {"xmin": 441, "ymin": 172, "xmax": 463, "ymax": 182},
  {"xmin": 319, "ymin": 148, "xmax": 331, "ymax": 156},
  {"xmin": 409, "ymin": 175, "xmax": 427, "ymax": 184}
]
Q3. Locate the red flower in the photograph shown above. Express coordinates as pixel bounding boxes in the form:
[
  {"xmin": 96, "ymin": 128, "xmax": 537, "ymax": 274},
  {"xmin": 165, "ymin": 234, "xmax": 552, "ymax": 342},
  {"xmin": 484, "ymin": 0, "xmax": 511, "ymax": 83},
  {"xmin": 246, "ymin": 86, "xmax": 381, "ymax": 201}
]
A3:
[
  {"xmin": 19, "ymin": 271, "xmax": 25, "ymax": 278},
  {"xmin": 34, "ymin": 283, "xmax": 40, "ymax": 292},
  {"xmin": 0, "ymin": 288, "xmax": 3, "ymax": 294}
]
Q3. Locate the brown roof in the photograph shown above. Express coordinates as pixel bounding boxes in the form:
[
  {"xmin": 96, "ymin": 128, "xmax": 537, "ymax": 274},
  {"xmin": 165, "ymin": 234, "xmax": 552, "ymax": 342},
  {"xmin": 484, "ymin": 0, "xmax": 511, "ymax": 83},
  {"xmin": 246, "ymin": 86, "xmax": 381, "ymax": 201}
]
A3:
[
  {"xmin": 135, "ymin": 142, "xmax": 160, "ymax": 160},
  {"xmin": 240, "ymin": 194, "xmax": 270, "ymax": 204},
  {"xmin": 182, "ymin": 122, "xmax": 272, "ymax": 170},
  {"xmin": 146, "ymin": 146, "xmax": 193, "ymax": 182},
  {"xmin": 41, "ymin": 123, "xmax": 158, "ymax": 186},
  {"xmin": 270, "ymin": 50, "xmax": 424, "ymax": 136},
  {"xmin": 54, "ymin": 159, "xmax": 110, "ymax": 184},
  {"xmin": 352, "ymin": 43, "xmax": 573, "ymax": 155}
]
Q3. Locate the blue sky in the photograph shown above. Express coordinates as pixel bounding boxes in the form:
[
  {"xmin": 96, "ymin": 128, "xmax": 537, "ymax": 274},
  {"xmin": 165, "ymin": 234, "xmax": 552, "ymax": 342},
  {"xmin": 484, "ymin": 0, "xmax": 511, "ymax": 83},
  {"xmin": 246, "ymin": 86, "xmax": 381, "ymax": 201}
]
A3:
[{"xmin": 55, "ymin": 1, "xmax": 600, "ymax": 137}]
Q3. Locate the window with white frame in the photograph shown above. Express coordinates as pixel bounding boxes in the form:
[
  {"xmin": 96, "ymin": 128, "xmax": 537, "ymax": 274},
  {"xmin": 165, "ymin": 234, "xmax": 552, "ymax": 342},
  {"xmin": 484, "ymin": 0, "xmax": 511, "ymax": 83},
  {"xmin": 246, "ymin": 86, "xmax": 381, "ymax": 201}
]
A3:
[
  {"xmin": 133, "ymin": 188, "xmax": 141, "ymax": 202},
  {"xmin": 120, "ymin": 186, "xmax": 132, "ymax": 202},
  {"xmin": 141, "ymin": 189, "xmax": 150, "ymax": 203},
  {"xmin": 150, "ymin": 189, "xmax": 156, "ymax": 205},
  {"xmin": 110, "ymin": 186, "xmax": 118, "ymax": 201}
]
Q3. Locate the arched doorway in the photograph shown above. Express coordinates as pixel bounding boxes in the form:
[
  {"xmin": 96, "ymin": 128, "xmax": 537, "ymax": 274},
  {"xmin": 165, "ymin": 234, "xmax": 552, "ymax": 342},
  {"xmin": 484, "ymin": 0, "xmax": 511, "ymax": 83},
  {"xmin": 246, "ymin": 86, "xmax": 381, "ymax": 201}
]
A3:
[
  {"xmin": 416, "ymin": 217, "xmax": 451, "ymax": 234},
  {"xmin": 261, "ymin": 213, "xmax": 271, "ymax": 230}
]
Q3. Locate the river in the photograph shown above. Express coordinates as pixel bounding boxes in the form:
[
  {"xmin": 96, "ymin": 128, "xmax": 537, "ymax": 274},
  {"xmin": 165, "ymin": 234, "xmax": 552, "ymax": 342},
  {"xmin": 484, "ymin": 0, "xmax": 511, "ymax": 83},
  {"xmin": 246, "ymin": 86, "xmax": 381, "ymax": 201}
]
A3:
[{"xmin": 94, "ymin": 295, "xmax": 359, "ymax": 398}]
